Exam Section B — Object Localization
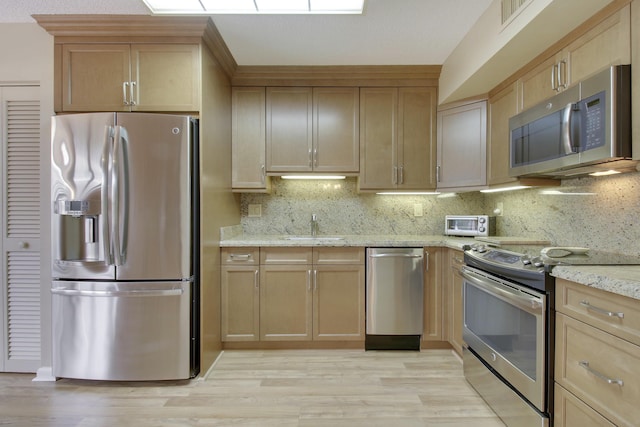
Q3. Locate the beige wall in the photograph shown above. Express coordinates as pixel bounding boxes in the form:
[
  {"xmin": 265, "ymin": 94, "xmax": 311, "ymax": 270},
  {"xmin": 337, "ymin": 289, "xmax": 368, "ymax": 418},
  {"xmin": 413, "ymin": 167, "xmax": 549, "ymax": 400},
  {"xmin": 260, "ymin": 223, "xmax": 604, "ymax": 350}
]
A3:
[
  {"xmin": 0, "ymin": 23, "xmax": 54, "ymax": 375},
  {"xmin": 439, "ymin": 0, "xmax": 617, "ymax": 103}
]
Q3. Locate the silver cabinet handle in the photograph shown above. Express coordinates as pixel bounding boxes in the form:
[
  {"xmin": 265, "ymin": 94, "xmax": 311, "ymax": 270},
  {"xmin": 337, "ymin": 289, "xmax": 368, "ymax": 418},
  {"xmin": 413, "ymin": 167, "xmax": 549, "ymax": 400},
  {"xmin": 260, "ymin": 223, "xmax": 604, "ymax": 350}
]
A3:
[
  {"xmin": 424, "ymin": 250, "xmax": 429, "ymax": 271},
  {"xmin": 551, "ymin": 64, "xmax": 558, "ymax": 91},
  {"xmin": 254, "ymin": 270, "xmax": 259, "ymax": 289},
  {"xmin": 313, "ymin": 269, "xmax": 317, "ymax": 291},
  {"xmin": 393, "ymin": 166, "xmax": 398, "ymax": 185},
  {"xmin": 129, "ymin": 81, "xmax": 137, "ymax": 106},
  {"xmin": 308, "ymin": 149, "xmax": 312, "ymax": 167},
  {"xmin": 313, "ymin": 148, "xmax": 318, "ymax": 168},
  {"xmin": 123, "ymin": 82, "xmax": 130, "ymax": 105},
  {"xmin": 558, "ymin": 60, "xmax": 568, "ymax": 89},
  {"xmin": 261, "ymin": 164, "xmax": 266, "ymax": 184},
  {"xmin": 436, "ymin": 165, "xmax": 441, "ymax": 182},
  {"xmin": 580, "ymin": 300, "xmax": 624, "ymax": 319},
  {"xmin": 579, "ymin": 361, "xmax": 624, "ymax": 386},
  {"xmin": 399, "ymin": 166, "xmax": 404, "ymax": 184},
  {"xmin": 307, "ymin": 270, "xmax": 312, "ymax": 291},
  {"xmin": 453, "ymin": 256, "xmax": 464, "ymax": 264}
]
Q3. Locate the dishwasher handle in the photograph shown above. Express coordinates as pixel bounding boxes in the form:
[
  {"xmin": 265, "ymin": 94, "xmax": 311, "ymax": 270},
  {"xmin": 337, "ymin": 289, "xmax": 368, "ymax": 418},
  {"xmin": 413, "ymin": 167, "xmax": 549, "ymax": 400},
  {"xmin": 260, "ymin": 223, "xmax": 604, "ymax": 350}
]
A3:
[{"xmin": 369, "ymin": 253, "xmax": 423, "ymax": 258}]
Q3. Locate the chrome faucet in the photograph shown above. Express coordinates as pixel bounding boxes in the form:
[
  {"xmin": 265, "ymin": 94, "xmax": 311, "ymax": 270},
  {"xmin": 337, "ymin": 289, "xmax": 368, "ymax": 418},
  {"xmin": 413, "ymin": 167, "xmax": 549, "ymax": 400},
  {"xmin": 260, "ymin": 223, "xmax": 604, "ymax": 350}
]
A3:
[{"xmin": 311, "ymin": 214, "xmax": 318, "ymax": 237}]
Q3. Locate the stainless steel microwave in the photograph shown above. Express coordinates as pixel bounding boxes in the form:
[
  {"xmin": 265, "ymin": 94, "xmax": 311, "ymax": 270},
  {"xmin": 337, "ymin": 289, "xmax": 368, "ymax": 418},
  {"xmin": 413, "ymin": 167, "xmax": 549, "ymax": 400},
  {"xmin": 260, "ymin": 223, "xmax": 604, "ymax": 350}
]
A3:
[
  {"xmin": 445, "ymin": 215, "xmax": 494, "ymax": 237},
  {"xmin": 509, "ymin": 65, "xmax": 633, "ymax": 178}
]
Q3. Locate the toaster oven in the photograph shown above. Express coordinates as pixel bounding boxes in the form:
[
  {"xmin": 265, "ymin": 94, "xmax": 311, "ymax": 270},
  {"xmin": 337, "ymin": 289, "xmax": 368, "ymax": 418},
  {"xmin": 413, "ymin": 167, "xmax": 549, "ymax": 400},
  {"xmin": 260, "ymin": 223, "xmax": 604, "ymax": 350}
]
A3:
[{"xmin": 445, "ymin": 215, "xmax": 494, "ymax": 237}]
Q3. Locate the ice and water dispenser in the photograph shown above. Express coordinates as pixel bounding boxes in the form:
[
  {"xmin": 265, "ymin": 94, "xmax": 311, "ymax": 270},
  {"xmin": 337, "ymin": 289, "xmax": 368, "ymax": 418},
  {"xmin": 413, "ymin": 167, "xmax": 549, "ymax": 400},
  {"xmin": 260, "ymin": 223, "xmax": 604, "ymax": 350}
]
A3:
[{"xmin": 54, "ymin": 198, "xmax": 103, "ymax": 264}]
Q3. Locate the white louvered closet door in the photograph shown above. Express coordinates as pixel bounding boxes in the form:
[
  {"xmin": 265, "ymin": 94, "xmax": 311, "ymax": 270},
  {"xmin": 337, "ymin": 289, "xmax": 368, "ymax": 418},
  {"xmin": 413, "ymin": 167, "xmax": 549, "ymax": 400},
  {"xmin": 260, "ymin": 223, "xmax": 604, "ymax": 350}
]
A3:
[{"xmin": 0, "ymin": 86, "xmax": 41, "ymax": 372}]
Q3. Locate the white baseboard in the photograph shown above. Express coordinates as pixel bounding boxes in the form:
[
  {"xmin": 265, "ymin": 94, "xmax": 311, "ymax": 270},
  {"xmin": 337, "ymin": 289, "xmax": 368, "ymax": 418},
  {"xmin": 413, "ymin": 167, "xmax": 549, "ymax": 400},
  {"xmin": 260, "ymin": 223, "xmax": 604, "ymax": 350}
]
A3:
[{"xmin": 32, "ymin": 366, "xmax": 57, "ymax": 382}]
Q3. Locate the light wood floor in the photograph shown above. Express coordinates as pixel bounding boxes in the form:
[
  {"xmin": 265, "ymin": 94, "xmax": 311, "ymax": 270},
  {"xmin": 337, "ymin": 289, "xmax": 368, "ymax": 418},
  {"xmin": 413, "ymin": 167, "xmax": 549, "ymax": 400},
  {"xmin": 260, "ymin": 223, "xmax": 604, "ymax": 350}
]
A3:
[{"xmin": 0, "ymin": 349, "xmax": 505, "ymax": 426}]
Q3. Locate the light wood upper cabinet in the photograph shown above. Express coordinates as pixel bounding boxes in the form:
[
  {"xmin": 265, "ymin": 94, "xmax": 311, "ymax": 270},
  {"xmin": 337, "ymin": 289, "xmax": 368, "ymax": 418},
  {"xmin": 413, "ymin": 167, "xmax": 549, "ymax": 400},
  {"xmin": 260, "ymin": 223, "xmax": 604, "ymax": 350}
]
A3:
[
  {"xmin": 436, "ymin": 100, "xmax": 487, "ymax": 191},
  {"xmin": 232, "ymin": 87, "xmax": 270, "ymax": 192},
  {"xmin": 265, "ymin": 87, "xmax": 359, "ymax": 173},
  {"xmin": 313, "ymin": 88, "xmax": 360, "ymax": 173},
  {"xmin": 488, "ymin": 82, "xmax": 519, "ymax": 186},
  {"xmin": 519, "ymin": 5, "xmax": 630, "ymax": 110},
  {"xmin": 59, "ymin": 43, "xmax": 200, "ymax": 112},
  {"xmin": 359, "ymin": 87, "xmax": 437, "ymax": 191}
]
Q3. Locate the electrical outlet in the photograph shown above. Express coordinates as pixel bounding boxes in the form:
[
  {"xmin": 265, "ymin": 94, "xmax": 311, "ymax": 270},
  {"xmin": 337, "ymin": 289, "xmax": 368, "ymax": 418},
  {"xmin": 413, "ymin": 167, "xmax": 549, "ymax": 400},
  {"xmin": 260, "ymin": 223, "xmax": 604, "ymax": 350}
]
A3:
[
  {"xmin": 248, "ymin": 204, "xmax": 262, "ymax": 217},
  {"xmin": 413, "ymin": 203, "xmax": 423, "ymax": 217}
]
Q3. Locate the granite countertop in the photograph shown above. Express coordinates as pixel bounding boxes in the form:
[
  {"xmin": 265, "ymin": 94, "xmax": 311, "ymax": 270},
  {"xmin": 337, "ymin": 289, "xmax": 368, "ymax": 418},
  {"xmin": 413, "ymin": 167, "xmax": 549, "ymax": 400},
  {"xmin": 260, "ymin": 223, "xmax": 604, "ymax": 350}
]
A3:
[
  {"xmin": 550, "ymin": 265, "xmax": 640, "ymax": 301},
  {"xmin": 220, "ymin": 231, "xmax": 640, "ymax": 301},
  {"xmin": 219, "ymin": 234, "xmax": 475, "ymax": 250}
]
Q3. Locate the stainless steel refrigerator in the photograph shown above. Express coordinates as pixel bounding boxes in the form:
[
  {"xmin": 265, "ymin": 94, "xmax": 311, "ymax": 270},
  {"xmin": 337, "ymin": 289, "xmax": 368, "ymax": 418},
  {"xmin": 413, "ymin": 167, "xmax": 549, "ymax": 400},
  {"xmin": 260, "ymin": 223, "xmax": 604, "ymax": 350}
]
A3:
[{"xmin": 50, "ymin": 112, "xmax": 199, "ymax": 381}]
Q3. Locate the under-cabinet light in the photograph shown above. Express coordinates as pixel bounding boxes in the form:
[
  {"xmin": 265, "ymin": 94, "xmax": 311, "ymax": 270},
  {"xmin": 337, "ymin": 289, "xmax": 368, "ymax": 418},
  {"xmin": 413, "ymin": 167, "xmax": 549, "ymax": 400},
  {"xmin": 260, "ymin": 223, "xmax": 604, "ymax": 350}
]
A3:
[
  {"xmin": 376, "ymin": 192, "xmax": 441, "ymax": 195},
  {"xmin": 589, "ymin": 169, "xmax": 621, "ymax": 177},
  {"xmin": 281, "ymin": 175, "xmax": 346, "ymax": 180},
  {"xmin": 480, "ymin": 185, "xmax": 531, "ymax": 193},
  {"xmin": 143, "ymin": 0, "xmax": 365, "ymax": 14}
]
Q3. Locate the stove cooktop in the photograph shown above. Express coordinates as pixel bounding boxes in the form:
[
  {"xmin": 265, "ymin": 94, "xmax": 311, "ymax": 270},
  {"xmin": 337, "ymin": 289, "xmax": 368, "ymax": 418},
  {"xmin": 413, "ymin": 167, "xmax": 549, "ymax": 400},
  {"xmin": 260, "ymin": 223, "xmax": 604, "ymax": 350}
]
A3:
[{"xmin": 465, "ymin": 243, "xmax": 640, "ymax": 270}]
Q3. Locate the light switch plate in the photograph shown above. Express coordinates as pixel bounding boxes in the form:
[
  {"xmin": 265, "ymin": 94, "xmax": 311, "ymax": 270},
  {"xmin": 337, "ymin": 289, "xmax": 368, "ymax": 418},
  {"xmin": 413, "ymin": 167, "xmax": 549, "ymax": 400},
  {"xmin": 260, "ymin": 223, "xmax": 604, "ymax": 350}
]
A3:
[
  {"xmin": 248, "ymin": 204, "xmax": 262, "ymax": 217},
  {"xmin": 413, "ymin": 203, "xmax": 423, "ymax": 217}
]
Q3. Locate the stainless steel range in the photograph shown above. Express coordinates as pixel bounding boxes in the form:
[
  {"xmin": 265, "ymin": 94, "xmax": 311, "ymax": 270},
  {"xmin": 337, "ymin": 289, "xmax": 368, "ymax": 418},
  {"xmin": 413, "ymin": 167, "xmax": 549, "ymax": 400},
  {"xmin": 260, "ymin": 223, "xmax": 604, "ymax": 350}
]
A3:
[{"xmin": 461, "ymin": 243, "xmax": 640, "ymax": 427}]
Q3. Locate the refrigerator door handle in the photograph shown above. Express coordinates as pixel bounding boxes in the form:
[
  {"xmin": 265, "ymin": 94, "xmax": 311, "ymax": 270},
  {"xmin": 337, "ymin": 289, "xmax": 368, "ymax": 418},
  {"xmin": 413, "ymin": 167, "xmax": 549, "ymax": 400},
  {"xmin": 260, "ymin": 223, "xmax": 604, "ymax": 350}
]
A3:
[
  {"xmin": 51, "ymin": 288, "xmax": 184, "ymax": 297},
  {"xmin": 102, "ymin": 125, "xmax": 115, "ymax": 265},
  {"xmin": 112, "ymin": 125, "xmax": 130, "ymax": 266}
]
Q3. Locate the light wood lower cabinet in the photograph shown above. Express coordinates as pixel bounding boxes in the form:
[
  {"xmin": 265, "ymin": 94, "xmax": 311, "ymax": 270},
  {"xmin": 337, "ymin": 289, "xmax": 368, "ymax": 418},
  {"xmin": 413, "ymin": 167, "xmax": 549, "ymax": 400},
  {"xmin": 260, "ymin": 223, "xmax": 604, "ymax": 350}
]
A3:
[
  {"xmin": 555, "ymin": 279, "xmax": 640, "ymax": 426},
  {"xmin": 554, "ymin": 383, "xmax": 615, "ymax": 427},
  {"xmin": 422, "ymin": 247, "xmax": 443, "ymax": 341},
  {"xmin": 444, "ymin": 249, "xmax": 464, "ymax": 355},
  {"xmin": 222, "ymin": 247, "xmax": 365, "ymax": 343},
  {"xmin": 221, "ymin": 248, "xmax": 260, "ymax": 341}
]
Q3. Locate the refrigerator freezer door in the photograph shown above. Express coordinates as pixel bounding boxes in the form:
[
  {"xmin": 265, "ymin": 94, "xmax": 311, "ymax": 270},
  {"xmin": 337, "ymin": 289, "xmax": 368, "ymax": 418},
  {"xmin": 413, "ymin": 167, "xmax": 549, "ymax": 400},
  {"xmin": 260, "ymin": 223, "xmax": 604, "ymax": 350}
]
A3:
[
  {"xmin": 114, "ymin": 113, "xmax": 193, "ymax": 281},
  {"xmin": 51, "ymin": 113, "xmax": 116, "ymax": 281},
  {"xmin": 52, "ymin": 280, "xmax": 192, "ymax": 381}
]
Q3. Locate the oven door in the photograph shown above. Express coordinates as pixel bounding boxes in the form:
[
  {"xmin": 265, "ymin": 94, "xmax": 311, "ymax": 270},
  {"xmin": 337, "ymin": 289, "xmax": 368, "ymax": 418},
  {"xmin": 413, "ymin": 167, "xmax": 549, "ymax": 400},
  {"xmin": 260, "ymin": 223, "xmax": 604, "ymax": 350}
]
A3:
[{"xmin": 461, "ymin": 266, "xmax": 546, "ymax": 412}]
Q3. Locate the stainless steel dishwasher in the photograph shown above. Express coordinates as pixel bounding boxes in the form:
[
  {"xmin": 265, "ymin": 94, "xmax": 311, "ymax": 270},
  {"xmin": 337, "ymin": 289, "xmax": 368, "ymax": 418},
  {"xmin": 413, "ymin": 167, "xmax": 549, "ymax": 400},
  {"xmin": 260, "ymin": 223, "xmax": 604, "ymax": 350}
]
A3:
[{"xmin": 365, "ymin": 247, "xmax": 424, "ymax": 350}]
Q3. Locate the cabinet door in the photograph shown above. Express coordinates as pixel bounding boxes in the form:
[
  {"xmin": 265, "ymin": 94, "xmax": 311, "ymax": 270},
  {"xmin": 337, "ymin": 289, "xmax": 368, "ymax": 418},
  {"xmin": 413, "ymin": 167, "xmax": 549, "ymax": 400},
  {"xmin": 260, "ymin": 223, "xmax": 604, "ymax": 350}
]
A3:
[
  {"xmin": 436, "ymin": 100, "xmax": 487, "ymax": 190},
  {"xmin": 313, "ymin": 88, "xmax": 359, "ymax": 172},
  {"xmin": 266, "ymin": 87, "xmax": 313, "ymax": 172},
  {"xmin": 313, "ymin": 264, "xmax": 365, "ymax": 340},
  {"xmin": 359, "ymin": 88, "xmax": 397, "ymax": 190},
  {"xmin": 488, "ymin": 83, "xmax": 519, "ymax": 186},
  {"xmin": 260, "ymin": 265, "xmax": 312, "ymax": 341},
  {"xmin": 422, "ymin": 247, "xmax": 442, "ymax": 341},
  {"xmin": 232, "ymin": 87, "xmax": 269, "ymax": 191},
  {"xmin": 61, "ymin": 44, "xmax": 131, "ymax": 112},
  {"xmin": 554, "ymin": 384, "xmax": 616, "ymax": 427},
  {"xmin": 448, "ymin": 250, "xmax": 465, "ymax": 355},
  {"xmin": 221, "ymin": 266, "xmax": 260, "ymax": 341},
  {"xmin": 398, "ymin": 87, "xmax": 437, "ymax": 190},
  {"xmin": 563, "ymin": 4, "xmax": 630, "ymax": 86},
  {"xmin": 518, "ymin": 53, "xmax": 561, "ymax": 111},
  {"xmin": 130, "ymin": 44, "xmax": 200, "ymax": 112}
]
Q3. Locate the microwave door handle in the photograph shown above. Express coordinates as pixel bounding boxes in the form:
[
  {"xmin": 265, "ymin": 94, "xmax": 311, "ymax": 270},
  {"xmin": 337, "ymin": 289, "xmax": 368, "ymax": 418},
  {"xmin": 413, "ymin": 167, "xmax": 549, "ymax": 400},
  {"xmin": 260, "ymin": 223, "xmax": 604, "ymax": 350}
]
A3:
[{"xmin": 561, "ymin": 103, "xmax": 577, "ymax": 155}]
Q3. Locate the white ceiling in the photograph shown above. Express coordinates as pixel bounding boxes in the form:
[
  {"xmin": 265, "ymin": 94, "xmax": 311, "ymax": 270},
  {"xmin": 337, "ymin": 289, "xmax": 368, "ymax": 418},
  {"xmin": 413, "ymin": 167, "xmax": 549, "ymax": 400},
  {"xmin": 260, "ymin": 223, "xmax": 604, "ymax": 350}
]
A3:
[{"xmin": 0, "ymin": 0, "xmax": 493, "ymax": 66}]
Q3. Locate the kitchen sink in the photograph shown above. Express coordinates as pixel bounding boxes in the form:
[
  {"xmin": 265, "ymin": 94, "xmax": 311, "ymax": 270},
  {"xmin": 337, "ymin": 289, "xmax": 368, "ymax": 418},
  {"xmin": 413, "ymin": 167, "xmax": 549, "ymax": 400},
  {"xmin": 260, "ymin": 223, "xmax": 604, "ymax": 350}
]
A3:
[{"xmin": 283, "ymin": 236, "xmax": 345, "ymax": 241}]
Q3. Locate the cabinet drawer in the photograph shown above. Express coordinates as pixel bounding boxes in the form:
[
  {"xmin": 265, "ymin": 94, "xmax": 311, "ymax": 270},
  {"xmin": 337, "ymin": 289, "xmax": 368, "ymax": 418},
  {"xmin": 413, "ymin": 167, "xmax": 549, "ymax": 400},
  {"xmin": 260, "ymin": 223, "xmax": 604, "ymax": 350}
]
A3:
[
  {"xmin": 556, "ymin": 313, "xmax": 640, "ymax": 426},
  {"xmin": 260, "ymin": 247, "xmax": 312, "ymax": 264},
  {"xmin": 554, "ymin": 384, "xmax": 615, "ymax": 427},
  {"xmin": 313, "ymin": 247, "xmax": 364, "ymax": 264},
  {"xmin": 221, "ymin": 248, "xmax": 259, "ymax": 265},
  {"xmin": 556, "ymin": 279, "xmax": 640, "ymax": 347}
]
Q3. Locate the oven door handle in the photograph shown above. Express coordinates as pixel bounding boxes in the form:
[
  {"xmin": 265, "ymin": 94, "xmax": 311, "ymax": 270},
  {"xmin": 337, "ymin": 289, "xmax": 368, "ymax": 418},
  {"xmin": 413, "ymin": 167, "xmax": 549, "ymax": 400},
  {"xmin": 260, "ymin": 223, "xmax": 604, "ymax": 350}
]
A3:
[{"xmin": 461, "ymin": 267, "xmax": 543, "ymax": 314}]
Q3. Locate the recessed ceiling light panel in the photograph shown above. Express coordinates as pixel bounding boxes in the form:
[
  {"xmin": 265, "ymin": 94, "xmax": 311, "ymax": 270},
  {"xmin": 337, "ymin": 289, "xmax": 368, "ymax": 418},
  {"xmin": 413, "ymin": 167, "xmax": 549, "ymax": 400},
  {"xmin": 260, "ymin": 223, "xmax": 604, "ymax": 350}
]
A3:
[{"xmin": 144, "ymin": 0, "xmax": 365, "ymax": 14}]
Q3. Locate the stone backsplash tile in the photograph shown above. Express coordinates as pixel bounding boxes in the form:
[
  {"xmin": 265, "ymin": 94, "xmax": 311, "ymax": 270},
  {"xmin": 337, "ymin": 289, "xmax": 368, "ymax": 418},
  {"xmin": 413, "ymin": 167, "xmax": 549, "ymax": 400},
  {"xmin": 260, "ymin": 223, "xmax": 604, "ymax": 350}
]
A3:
[{"xmin": 239, "ymin": 172, "xmax": 640, "ymax": 256}]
